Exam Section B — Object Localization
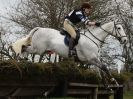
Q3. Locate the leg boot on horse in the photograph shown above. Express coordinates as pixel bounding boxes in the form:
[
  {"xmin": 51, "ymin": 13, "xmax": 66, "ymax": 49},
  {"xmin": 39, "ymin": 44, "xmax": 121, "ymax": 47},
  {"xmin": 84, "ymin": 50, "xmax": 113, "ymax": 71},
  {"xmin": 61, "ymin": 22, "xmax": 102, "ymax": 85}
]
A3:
[
  {"xmin": 100, "ymin": 70, "xmax": 114, "ymax": 94},
  {"xmin": 101, "ymin": 64, "xmax": 119, "ymax": 87},
  {"xmin": 91, "ymin": 59, "xmax": 119, "ymax": 91}
]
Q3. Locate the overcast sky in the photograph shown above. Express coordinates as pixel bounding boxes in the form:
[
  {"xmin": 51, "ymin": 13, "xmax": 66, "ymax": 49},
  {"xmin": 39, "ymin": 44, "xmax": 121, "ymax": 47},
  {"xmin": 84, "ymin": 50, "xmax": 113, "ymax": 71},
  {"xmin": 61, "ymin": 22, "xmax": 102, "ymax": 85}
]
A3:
[
  {"xmin": 0, "ymin": 0, "xmax": 18, "ymax": 15},
  {"xmin": 0, "ymin": 0, "xmax": 24, "ymax": 43}
]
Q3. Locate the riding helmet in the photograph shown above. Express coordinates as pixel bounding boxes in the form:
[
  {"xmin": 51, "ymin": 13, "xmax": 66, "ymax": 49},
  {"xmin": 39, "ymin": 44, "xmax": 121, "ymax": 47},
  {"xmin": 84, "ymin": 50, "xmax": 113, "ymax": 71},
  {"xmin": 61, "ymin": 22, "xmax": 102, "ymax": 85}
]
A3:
[{"xmin": 81, "ymin": 2, "xmax": 92, "ymax": 9}]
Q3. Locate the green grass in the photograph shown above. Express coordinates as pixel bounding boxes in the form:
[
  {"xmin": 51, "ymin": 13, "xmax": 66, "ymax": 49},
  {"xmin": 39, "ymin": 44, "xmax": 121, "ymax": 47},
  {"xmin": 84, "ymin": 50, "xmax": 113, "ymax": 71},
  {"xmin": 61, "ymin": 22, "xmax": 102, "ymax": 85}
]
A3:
[
  {"xmin": 110, "ymin": 90, "xmax": 133, "ymax": 99},
  {"xmin": 124, "ymin": 90, "xmax": 133, "ymax": 99},
  {"xmin": 37, "ymin": 97, "xmax": 74, "ymax": 99},
  {"xmin": 38, "ymin": 90, "xmax": 133, "ymax": 99}
]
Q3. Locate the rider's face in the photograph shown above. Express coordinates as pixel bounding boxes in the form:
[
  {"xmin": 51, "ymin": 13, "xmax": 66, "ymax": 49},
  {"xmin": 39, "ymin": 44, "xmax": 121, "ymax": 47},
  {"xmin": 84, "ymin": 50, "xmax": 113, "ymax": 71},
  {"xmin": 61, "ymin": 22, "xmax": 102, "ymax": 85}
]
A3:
[{"xmin": 84, "ymin": 8, "xmax": 92, "ymax": 16}]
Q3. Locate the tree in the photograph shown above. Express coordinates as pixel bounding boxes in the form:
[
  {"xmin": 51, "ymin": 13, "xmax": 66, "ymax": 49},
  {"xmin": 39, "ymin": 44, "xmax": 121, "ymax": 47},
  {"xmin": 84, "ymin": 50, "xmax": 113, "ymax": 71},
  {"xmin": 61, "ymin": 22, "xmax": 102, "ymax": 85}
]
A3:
[
  {"xmin": 1, "ymin": 0, "xmax": 111, "ymax": 62},
  {"xmin": 0, "ymin": 23, "xmax": 13, "ymax": 60},
  {"xmin": 113, "ymin": 0, "xmax": 133, "ymax": 72},
  {"xmin": 1, "ymin": 0, "xmax": 132, "ymax": 66}
]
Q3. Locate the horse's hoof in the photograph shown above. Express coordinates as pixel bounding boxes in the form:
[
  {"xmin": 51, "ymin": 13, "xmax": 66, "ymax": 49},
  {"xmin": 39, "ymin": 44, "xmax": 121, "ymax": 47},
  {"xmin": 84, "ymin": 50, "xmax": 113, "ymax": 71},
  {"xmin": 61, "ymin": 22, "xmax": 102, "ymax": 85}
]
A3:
[
  {"xmin": 108, "ymin": 89, "xmax": 114, "ymax": 95},
  {"xmin": 111, "ymin": 78, "xmax": 119, "ymax": 87},
  {"xmin": 106, "ymin": 87, "xmax": 114, "ymax": 94}
]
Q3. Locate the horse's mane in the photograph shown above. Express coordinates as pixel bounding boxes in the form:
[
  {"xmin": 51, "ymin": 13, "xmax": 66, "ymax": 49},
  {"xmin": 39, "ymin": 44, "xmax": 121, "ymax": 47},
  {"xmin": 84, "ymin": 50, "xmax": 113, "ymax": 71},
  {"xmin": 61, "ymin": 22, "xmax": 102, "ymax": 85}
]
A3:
[
  {"xmin": 80, "ymin": 25, "xmax": 101, "ymax": 33},
  {"xmin": 82, "ymin": 21, "xmax": 113, "ymax": 31}
]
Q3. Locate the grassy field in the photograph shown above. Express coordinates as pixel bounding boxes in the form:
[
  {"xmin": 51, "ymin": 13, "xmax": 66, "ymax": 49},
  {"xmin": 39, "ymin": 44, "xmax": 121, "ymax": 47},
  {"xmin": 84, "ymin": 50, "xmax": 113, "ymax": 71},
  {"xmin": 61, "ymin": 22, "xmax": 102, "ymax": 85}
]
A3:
[
  {"xmin": 123, "ymin": 90, "xmax": 133, "ymax": 99},
  {"xmin": 44, "ymin": 91, "xmax": 133, "ymax": 99},
  {"xmin": 110, "ymin": 90, "xmax": 133, "ymax": 99},
  {"xmin": 38, "ymin": 90, "xmax": 133, "ymax": 99}
]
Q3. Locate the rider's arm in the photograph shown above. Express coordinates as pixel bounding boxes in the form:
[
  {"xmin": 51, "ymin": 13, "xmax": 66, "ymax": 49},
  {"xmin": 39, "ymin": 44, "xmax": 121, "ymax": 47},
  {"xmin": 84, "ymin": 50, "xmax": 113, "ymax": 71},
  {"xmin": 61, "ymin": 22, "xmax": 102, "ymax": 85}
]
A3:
[
  {"xmin": 77, "ymin": 15, "xmax": 95, "ymax": 26},
  {"xmin": 76, "ymin": 11, "xmax": 101, "ymax": 27},
  {"xmin": 86, "ymin": 20, "xmax": 101, "ymax": 27},
  {"xmin": 86, "ymin": 21, "xmax": 96, "ymax": 26}
]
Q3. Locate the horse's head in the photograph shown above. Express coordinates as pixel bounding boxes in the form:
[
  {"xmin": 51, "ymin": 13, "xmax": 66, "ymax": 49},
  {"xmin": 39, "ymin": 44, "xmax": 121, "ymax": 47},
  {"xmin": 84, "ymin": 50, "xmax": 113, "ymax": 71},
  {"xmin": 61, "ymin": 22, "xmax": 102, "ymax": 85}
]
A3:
[
  {"xmin": 113, "ymin": 22, "xmax": 128, "ymax": 44},
  {"xmin": 101, "ymin": 21, "xmax": 128, "ymax": 44}
]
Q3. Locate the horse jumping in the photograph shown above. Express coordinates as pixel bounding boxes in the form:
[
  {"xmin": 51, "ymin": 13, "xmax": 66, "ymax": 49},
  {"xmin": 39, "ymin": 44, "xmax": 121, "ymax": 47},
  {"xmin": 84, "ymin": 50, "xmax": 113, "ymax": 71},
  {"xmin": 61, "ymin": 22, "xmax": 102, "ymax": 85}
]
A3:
[{"xmin": 11, "ymin": 21, "xmax": 128, "ymax": 90}]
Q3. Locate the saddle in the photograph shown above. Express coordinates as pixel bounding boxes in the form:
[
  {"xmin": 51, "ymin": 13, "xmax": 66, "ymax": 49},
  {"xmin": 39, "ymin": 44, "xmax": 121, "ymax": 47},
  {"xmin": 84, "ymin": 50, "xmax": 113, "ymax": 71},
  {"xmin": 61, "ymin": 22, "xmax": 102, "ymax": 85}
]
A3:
[{"xmin": 60, "ymin": 29, "xmax": 80, "ymax": 46}]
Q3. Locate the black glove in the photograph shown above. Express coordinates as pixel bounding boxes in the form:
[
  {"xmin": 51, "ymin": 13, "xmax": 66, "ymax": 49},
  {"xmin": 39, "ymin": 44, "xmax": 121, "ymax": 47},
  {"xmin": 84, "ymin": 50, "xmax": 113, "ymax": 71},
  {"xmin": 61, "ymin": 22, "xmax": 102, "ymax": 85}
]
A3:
[{"xmin": 95, "ymin": 22, "xmax": 101, "ymax": 27}]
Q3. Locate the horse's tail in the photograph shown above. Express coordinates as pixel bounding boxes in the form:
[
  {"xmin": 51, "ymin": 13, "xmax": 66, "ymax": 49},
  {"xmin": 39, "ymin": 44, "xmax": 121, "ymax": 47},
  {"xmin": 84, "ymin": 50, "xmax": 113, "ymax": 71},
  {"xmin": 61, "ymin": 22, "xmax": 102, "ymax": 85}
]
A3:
[
  {"xmin": 28, "ymin": 27, "xmax": 40, "ymax": 38},
  {"xmin": 26, "ymin": 27, "xmax": 40, "ymax": 44}
]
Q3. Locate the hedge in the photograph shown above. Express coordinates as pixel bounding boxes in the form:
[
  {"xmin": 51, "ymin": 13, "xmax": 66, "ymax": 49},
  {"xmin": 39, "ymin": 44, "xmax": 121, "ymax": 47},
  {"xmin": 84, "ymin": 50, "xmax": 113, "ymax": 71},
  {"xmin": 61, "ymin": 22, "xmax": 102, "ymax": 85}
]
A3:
[{"xmin": 0, "ymin": 60, "xmax": 131, "ymax": 84}]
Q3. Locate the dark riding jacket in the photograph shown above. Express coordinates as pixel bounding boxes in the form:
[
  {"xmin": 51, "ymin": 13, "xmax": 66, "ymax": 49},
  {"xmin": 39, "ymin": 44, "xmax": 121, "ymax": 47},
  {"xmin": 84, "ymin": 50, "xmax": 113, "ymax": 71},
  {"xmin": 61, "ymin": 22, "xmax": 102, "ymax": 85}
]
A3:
[{"xmin": 65, "ymin": 9, "xmax": 89, "ymax": 25}]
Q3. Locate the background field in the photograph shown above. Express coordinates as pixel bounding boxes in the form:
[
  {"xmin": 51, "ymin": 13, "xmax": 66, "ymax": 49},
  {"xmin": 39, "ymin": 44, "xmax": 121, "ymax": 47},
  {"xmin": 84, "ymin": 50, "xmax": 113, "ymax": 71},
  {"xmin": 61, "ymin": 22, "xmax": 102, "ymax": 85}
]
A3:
[{"xmin": 110, "ymin": 90, "xmax": 133, "ymax": 99}]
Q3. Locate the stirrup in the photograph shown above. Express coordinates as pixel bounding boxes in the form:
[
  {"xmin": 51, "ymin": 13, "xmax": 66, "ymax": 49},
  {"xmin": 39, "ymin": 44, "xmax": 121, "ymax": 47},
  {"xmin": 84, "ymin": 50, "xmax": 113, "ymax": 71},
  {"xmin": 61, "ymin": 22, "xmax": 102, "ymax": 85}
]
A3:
[{"xmin": 68, "ymin": 50, "xmax": 76, "ymax": 57}]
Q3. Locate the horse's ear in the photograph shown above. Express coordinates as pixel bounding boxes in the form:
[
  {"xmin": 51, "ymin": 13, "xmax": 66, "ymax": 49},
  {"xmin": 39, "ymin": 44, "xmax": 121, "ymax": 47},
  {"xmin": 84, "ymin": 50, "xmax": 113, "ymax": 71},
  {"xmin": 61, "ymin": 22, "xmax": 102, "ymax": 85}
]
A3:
[
  {"xmin": 114, "ymin": 19, "xmax": 119, "ymax": 23},
  {"xmin": 114, "ymin": 19, "xmax": 122, "ymax": 24}
]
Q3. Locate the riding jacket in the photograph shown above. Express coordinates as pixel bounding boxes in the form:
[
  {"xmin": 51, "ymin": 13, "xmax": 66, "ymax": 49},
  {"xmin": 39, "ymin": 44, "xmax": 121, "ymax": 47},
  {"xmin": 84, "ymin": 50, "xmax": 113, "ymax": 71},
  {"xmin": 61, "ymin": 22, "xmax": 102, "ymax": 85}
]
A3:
[{"xmin": 65, "ymin": 9, "xmax": 89, "ymax": 25}]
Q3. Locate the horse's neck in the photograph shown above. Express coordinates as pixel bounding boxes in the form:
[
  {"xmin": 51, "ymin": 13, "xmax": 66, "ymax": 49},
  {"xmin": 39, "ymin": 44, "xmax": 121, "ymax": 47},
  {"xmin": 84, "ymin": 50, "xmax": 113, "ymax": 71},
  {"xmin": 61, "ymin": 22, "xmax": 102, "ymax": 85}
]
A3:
[{"xmin": 86, "ymin": 22, "xmax": 113, "ymax": 46}]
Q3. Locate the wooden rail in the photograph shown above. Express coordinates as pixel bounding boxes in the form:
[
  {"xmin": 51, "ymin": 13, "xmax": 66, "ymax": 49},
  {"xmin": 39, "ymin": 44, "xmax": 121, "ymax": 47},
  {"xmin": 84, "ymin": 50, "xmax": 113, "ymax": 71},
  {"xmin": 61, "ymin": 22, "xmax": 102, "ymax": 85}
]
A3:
[
  {"xmin": 0, "ymin": 82, "xmax": 57, "ymax": 99},
  {"xmin": 0, "ymin": 82, "xmax": 123, "ymax": 99},
  {"xmin": 67, "ymin": 82, "xmax": 123, "ymax": 99}
]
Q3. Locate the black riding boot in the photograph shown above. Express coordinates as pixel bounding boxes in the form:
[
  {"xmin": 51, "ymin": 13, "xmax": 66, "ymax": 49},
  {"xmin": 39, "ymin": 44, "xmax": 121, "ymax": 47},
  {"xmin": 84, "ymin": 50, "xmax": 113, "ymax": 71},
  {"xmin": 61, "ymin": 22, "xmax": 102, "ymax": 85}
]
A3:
[{"xmin": 68, "ymin": 38, "xmax": 76, "ymax": 57}]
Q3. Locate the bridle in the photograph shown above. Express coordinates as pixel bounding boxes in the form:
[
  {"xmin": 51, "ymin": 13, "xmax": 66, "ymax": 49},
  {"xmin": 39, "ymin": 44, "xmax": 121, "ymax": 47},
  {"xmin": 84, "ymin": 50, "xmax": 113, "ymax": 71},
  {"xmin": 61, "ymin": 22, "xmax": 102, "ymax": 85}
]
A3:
[
  {"xmin": 81, "ymin": 21, "xmax": 127, "ymax": 47},
  {"xmin": 99, "ymin": 21, "xmax": 127, "ymax": 41}
]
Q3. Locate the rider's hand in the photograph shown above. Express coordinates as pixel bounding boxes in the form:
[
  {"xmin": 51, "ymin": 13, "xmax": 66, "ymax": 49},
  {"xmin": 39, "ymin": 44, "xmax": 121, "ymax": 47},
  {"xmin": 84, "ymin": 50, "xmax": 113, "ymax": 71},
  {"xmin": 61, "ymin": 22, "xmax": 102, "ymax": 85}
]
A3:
[{"xmin": 95, "ymin": 22, "xmax": 101, "ymax": 27}]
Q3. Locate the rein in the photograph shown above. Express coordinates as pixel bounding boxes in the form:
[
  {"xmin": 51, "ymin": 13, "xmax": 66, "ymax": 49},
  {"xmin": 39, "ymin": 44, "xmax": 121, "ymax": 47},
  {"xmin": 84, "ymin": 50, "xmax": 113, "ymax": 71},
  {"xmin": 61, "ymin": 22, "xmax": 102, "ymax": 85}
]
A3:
[
  {"xmin": 80, "ymin": 33, "xmax": 99, "ymax": 47},
  {"xmin": 87, "ymin": 28, "xmax": 106, "ymax": 44},
  {"xmin": 99, "ymin": 22, "xmax": 127, "ymax": 40},
  {"xmin": 81, "ymin": 22, "xmax": 127, "ymax": 47}
]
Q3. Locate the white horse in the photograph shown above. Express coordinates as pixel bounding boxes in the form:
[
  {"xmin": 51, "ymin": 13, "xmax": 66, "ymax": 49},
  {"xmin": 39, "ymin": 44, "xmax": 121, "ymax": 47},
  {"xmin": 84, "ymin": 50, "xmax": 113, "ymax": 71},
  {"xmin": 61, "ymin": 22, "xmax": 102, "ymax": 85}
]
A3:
[
  {"xmin": 23, "ymin": 21, "xmax": 127, "ymax": 60},
  {"xmin": 11, "ymin": 21, "xmax": 128, "ymax": 90}
]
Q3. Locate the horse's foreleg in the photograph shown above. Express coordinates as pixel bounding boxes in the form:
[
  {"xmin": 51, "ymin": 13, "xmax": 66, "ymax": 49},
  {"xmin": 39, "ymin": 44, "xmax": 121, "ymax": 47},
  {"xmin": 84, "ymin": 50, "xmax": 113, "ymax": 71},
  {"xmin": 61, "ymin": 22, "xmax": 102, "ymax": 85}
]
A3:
[
  {"xmin": 102, "ymin": 64, "xmax": 119, "ymax": 86},
  {"xmin": 100, "ymin": 70, "xmax": 113, "ymax": 92},
  {"xmin": 91, "ymin": 59, "xmax": 119, "ymax": 87}
]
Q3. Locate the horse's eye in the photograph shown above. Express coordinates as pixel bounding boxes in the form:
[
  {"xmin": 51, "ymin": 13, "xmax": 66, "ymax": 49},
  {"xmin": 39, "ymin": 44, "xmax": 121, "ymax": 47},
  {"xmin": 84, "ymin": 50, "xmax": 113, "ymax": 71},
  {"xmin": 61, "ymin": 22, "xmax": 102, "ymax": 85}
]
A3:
[{"xmin": 117, "ymin": 27, "xmax": 121, "ymax": 30}]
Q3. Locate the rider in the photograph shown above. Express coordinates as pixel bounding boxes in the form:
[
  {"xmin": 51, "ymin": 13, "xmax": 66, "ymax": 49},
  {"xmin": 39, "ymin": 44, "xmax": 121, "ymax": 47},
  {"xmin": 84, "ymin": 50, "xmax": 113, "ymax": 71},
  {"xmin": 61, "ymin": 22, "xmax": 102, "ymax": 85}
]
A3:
[{"xmin": 63, "ymin": 2, "xmax": 101, "ymax": 57}]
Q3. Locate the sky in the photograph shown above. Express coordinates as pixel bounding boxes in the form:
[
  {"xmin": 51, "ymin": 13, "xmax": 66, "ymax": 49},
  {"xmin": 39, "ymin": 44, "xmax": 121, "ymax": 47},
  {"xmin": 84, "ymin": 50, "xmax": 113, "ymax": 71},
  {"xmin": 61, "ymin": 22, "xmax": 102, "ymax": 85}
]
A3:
[
  {"xmin": 0, "ymin": 0, "xmax": 24, "ymax": 43},
  {"xmin": 0, "ymin": 0, "xmax": 18, "ymax": 15}
]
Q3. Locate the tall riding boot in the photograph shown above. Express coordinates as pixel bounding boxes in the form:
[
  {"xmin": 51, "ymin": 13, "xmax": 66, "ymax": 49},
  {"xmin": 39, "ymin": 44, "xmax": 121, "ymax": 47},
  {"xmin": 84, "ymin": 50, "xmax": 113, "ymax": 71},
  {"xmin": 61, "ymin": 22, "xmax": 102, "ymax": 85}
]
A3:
[{"xmin": 68, "ymin": 38, "xmax": 76, "ymax": 57}]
